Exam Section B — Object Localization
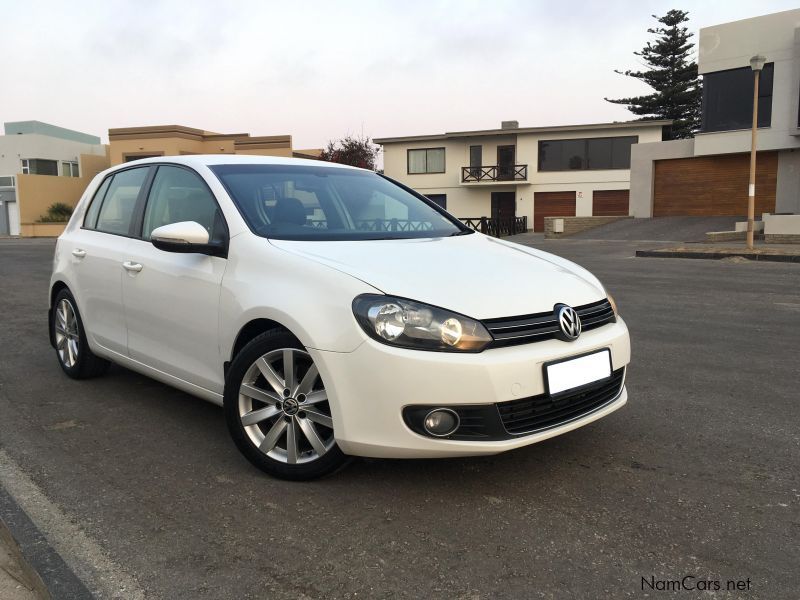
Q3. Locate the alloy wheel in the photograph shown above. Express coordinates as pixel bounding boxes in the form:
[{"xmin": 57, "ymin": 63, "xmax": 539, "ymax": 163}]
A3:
[
  {"xmin": 54, "ymin": 298, "xmax": 80, "ymax": 368},
  {"xmin": 238, "ymin": 348, "xmax": 335, "ymax": 464}
]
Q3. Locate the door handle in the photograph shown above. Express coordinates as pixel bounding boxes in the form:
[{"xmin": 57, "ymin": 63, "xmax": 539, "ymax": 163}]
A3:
[
  {"xmin": 122, "ymin": 261, "xmax": 143, "ymax": 273},
  {"xmin": 72, "ymin": 248, "xmax": 86, "ymax": 258}
]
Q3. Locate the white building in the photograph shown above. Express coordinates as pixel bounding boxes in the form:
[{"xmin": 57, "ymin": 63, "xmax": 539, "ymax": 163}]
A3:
[
  {"xmin": 375, "ymin": 120, "xmax": 667, "ymax": 231},
  {"xmin": 630, "ymin": 8, "xmax": 800, "ymax": 219},
  {"xmin": 0, "ymin": 121, "xmax": 107, "ymax": 236}
]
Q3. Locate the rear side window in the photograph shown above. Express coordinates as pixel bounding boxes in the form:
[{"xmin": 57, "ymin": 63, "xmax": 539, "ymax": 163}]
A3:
[
  {"xmin": 95, "ymin": 168, "xmax": 148, "ymax": 236},
  {"xmin": 83, "ymin": 177, "xmax": 112, "ymax": 229}
]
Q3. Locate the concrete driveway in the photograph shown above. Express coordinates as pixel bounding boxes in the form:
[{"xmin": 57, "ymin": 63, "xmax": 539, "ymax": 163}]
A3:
[{"xmin": 0, "ymin": 237, "xmax": 798, "ymax": 599}]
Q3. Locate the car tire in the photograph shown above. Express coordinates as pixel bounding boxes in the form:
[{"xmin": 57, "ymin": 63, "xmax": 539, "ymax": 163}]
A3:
[
  {"xmin": 224, "ymin": 329, "xmax": 348, "ymax": 480},
  {"xmin": 52, "ymin": 289, "xmax": 110, "ymax": 379}
]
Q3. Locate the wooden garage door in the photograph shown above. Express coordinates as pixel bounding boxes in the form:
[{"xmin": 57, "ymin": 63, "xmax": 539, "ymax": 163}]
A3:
[
  {"xmin": 593, "ymin": 190, "xmax": 629, "ymax": 216},
  {"xmin": 533, "ymin": 191, "xmax": 576, "ymax": 232},
  {"xmin": 653, "ymin": 152, "xmax": 777, "ymax": 216}
]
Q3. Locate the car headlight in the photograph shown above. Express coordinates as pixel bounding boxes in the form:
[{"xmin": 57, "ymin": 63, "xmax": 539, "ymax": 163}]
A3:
[
  {"xmin": 606, "ymin": 292, "xmax": 618, "ymax": 316},
  {"xmin": 352, "ymin": 294, "xmax": 492, "ymax": 352}
]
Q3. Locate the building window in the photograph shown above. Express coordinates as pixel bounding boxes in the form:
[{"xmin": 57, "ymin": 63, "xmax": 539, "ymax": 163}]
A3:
[
  {"xmin": 0, "ymin": 176, "xmax": 14, "ymax": 187},
  {"xmin": 702, "ymin": 63, "xmax": 773, "ymax": 132},
  {"xmin": 20, "ymin": 159, "xmax": 59, "ymax": 176},
  {"xmin": 408, "ymin": 148, "xmax": 445, "ymax": 174},
  {"xmin": 426, "ymin": 194, "xmax": 447, "ymax": 209},
  {"xmin": 538, "ymin": 136, "xmax": 637, "ymax": 171},
  {"xmin": 61, "ymin": 161, "xmax": 79, "ymax": 177}
]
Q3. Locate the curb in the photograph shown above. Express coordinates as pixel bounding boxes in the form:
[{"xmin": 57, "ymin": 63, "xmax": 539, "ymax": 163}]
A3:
[
  {"xmin": 0, "ymin": 518, "xmax": 50, "ymax": 599},
  {"xmin": 0, "ymin": 486, "xmax": 93, "ymax": 599},
  {"xmin": 635, "ymin": 250, "xmax": 800, "ymax": 263}
]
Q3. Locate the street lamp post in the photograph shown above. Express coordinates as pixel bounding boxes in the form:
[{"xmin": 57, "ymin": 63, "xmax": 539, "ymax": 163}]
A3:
[{"xmin": 747, "ymin": 54, "xmax": 767, "ymax": 250}]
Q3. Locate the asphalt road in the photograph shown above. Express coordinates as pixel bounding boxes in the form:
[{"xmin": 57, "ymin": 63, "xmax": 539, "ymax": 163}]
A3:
[{"xmin": 0, "ymin": 237, "xmax": 798, "ymax": 599}]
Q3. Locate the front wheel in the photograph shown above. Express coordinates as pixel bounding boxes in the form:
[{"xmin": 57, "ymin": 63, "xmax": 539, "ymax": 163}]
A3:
[{"xmin": 224, "ymin": 330, "xmax": 348, "ymax": 480}]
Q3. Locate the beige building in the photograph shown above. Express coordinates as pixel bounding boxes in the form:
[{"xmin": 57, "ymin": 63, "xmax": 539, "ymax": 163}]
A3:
[
  {"xmin": 375, "ymin": 120, "xmax": 667, "ymax": 231},
  {"xmin": 108, "ymin": 124, "xmax": 319, "ymax": 166}
]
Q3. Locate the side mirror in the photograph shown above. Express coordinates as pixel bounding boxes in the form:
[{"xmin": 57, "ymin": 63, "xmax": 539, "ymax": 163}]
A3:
[{"xmin": 150, "ymin": 221, "xmax": 225, "ymax": 256}]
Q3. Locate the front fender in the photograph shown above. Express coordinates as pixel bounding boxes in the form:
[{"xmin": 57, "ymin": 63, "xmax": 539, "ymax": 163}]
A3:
[{"xmin": 219, "ymin": 234, "xmax": 377, "ymax": 360}]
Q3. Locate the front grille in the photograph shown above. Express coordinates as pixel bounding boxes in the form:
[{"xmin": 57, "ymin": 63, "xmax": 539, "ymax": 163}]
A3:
[
  {"xmin": 497, "ymin": 368, "xmax": 625, "ymax": 435},
  {"xmin": 483, "ymin": 299, "xmax": 615, "ymax": 348}
]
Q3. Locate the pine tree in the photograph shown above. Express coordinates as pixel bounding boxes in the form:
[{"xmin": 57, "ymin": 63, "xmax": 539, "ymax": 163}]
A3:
[{"xmin": 606, "ymin": 9, "xmax": 702, "ymax": 139}]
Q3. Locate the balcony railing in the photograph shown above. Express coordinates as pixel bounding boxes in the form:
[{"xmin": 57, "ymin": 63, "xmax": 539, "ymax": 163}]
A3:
[
  {"xmin": 461, "ymin": 164, "xmax": 528, "ymax": 183},
  {"xmin": 459, "ymin": 216, "xmax": 528, "ymax": 237}
]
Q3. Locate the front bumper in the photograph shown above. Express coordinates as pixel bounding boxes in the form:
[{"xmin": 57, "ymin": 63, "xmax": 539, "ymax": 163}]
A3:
[{"xmin": 311, "ymin": 317, "xmax": 630, "ymax": 458}]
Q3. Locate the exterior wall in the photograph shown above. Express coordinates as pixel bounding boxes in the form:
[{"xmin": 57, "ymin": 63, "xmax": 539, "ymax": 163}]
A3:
[
  {"xmin": 0, "ymin": 134, "xmax": 106, "ymax": 177},
  {"xmin": 380, "ymin": 124, "xmax": 665, "ymax": 224},
  {"xmin": 776, "ymin": 150, "xmax": 800, "ymax": 213},
  {"xmin": 629, "ymin": 139, "xmax": 695, "ymax": 217},
  {"xmin": 695, "ymin": 9, "xmax": 800, "ymax": 156},
  {"xmin": 16, "ymin": 174, "xmax": 93, "ymax": 235},
  {"xmin": 80, "ymin": 152, "xmax": 111, "ymax": 180},
  {"xmin": 544, "ymin": 216, "xmax": 631, "ymax": 238},
  {"xmin": 109, "ymin": 137, "xmax": 235, "ymax": 165}
]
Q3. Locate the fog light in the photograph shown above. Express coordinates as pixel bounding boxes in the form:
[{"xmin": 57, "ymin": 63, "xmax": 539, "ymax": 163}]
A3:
[{"xmin": 423, "ymin": 408, "xmax": 460, "ymax": 437}]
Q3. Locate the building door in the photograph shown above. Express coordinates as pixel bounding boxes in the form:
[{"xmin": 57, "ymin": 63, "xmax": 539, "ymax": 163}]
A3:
[
  {"xmin": 533, "ymin": 191, "xmax": 576, "ymax": 232},
  {"xmin": 593, "ymin": 190, "xmax": 630, "ymax": 216},
  {"xmin": 0, "ymin": 188, "xmax": 16, "ymax": 236},
  {"xmin": 497, "ymin": 145, "xmax": 515, "ymax": 180},
  {"xmin": 653, "ymin": 152, "xmax": 777, "ymax": 216},
  {"xmin": 491, "ymin": 192, "xmax": 515, "ymax": 222},
  {"xmin": 0, "ymin": 200, "xmax": 8, "ymax": 236},
  {"xmin": 469, "ymin": 145, "xmax": 482, "ymax": 179}
]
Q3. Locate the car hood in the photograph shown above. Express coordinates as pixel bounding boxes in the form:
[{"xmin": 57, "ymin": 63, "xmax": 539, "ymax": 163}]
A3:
[{"xmin": 268, "ymin": 233, "xmax": 606, "ymax": 319}]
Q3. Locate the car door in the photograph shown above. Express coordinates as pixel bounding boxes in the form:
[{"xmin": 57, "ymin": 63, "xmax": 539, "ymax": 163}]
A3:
[
  {"xmin": 122, "ymin": 164, "xmax": 229, "ymax": 394},
  {"xmin": 68, "ymin": 166, "xmax": 151, "ymax": 356}
]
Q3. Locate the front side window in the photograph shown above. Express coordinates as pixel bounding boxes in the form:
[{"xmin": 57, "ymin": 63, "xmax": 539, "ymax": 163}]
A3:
[
  {"xmin": 702, "ymin": 63, "xmax": 773, "ymax": 132},
  {"xmin": 538, "ymin": 136, "xmax": 637, "ymax": 171},
  {"xmin": 211, "ymin": 164, "xmax": 465, "ymax": 241},
  {"xmin": 94, "ymin": 167, "xmax": 149, "ymax": 235},
  {"xmin": 407, "ymin": 148, "xmax": 445, "ymax": 174},
  {"xmin": 142, "ymin": 166, "xmax": 225, "ymax": 241}
]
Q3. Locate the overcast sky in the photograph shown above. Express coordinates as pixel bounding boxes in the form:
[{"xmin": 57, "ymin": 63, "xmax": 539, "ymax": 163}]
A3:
[{"xmin": 2, "ymin": 1, "xmax": 797, "ymax": 148}]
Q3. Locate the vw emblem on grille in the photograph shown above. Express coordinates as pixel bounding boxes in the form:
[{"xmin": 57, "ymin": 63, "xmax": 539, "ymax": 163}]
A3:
[{"xmin": 556, "ymin": 305, "xmax": 581, "ymax": 341}]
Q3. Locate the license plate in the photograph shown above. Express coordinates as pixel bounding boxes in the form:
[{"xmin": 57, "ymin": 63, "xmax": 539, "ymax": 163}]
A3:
[{"xmin": 545, "ymin": 349, "xmax": 612, "ymax": 395}]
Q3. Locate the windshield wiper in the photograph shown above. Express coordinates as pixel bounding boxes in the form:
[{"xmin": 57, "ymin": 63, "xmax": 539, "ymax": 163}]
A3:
[{"xmin": 449, "ymin": 229, "xmax": 473, "ymax": 236}]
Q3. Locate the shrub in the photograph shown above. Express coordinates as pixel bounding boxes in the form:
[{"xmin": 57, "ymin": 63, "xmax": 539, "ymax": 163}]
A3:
[{"xmin": 38, "ymin": 202, "xmax": 74, "ymax": 223}]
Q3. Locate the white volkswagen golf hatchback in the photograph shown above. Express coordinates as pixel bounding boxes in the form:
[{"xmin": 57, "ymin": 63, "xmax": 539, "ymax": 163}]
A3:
[{"xmin": 50, "ymin": 155, "xmax": 630, "ymax": 479}]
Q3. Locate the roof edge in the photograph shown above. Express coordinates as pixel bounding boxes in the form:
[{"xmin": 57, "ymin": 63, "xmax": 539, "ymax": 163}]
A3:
[{"xmin": 374, "ymin": 120, "xmax": 673, "ymax": 144}]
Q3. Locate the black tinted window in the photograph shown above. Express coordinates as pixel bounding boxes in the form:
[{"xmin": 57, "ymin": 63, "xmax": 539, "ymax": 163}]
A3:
[
  {"xmin": 538, "ymin": 136, "xmax": 637, "ymax": 171},
  {"xmin": 95, "ymin": 168, "xmax": 148, "ymax": 236},
  {"xmin": 702, "ymin": 63, "xmax": 773, "ymax": 132},
  {"xmin": 211, "ymin": 164, "xmax": 464, "ymax": 241}
]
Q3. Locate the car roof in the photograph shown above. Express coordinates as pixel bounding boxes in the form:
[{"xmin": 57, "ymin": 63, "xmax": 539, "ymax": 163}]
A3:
[{"xmin": 116, "ymin": 154, "xmax": 361, "ymax": 171}]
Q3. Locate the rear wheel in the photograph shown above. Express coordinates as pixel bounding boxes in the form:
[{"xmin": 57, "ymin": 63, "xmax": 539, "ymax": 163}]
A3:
[
  {"xmin": 52, "ymin": 289, "xmax": 110, "ymax": 379},
  {"xmin": 224, "ymin": 330, "xmax": 347, "ymax": 480}
]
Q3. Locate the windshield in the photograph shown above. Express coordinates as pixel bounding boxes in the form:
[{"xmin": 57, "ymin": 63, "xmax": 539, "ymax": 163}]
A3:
[{"xmin": 210, "ymin": 164, "xmax": 468, "ymax": 241}]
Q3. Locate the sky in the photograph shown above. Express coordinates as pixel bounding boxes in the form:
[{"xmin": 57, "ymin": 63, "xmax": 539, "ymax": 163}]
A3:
[{"xmin": 1, "ymin": 0, "xmax": 797, "ymax": 149}]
